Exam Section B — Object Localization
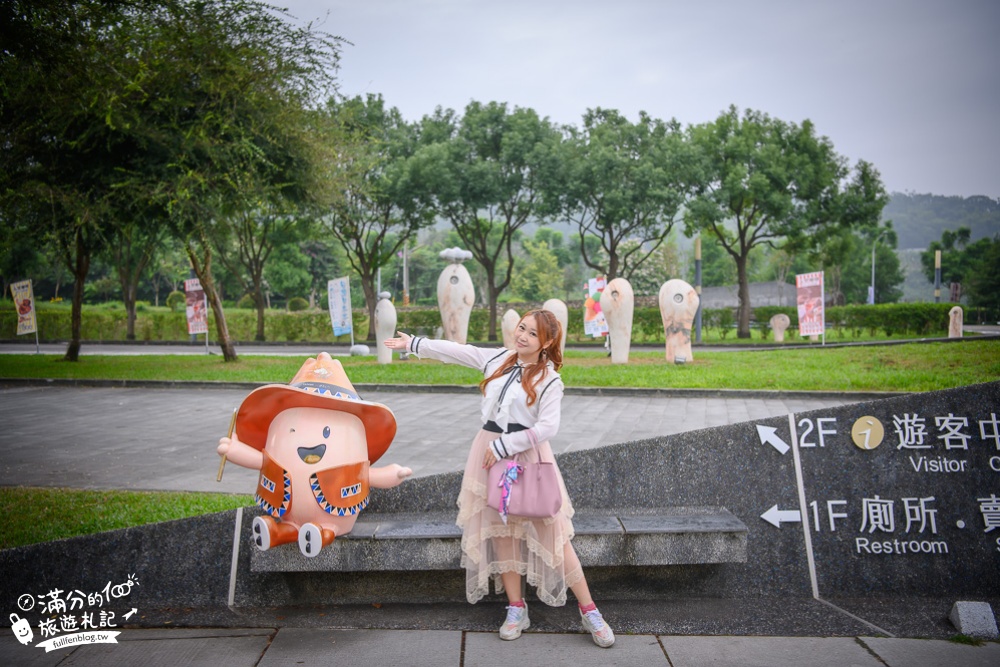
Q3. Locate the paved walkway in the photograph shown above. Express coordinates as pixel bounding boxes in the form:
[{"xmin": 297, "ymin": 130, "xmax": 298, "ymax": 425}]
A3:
[
  {"xmin": 0, "ymin": 384, "xmax": 858, "ymax": 492},
  {"xmin": 2, "ymin": 626, "xmax": 998, "ymax": 666}
]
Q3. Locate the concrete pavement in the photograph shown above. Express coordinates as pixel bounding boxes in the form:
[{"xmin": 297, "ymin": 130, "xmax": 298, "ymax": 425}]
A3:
[
  {"xmin": 2, "ymin": 626, "xmax": 998, "ymax": 666},
  {"xmin": 0, "ymin": 383, "xmax": 861, "ymax": 492}
]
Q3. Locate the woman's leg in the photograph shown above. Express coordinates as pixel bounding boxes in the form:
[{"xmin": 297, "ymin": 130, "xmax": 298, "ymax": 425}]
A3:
[
  {"xmin": 564, "ymin": 540, "xmax": 615, "ymax": 647},
  {"xmin": 563, "ymin": 540, "xmax": 593, "ymax": 606},
  {"xmin": 500, "ymin": 571, "xmax": 523, "ymax": 604}
]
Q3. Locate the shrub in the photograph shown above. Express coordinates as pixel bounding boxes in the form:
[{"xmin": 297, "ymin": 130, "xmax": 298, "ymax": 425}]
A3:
[
  {"xmin": 237, "ymin": 294, "xmax": 257, "ymax": 309},
  {"xmin": 165, "ymin": 291, "xmax": 186, "ymax": 313},
  {"xmin": 287, "ymin": 297, "xmax": 309, "ymax": 312}
]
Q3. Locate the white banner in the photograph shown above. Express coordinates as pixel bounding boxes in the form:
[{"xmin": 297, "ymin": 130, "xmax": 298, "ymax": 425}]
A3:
[
  {"xmin": 327, "ymin": 277, "xmax": 352, "ymax": 336},
  {"xmin": 183, "ymin": 278, "xmax": 208, "ymax": 335},
  {"xmin": 38, "ymin": 631, "xmax": 120, "ymax": 653},
  {"xmin": 795, "ymin": 271, "xmax": 825, "ymax": 337},
  {"xmin": 10, "ymin": 279, "xmax": 37, "ymax": 335}
]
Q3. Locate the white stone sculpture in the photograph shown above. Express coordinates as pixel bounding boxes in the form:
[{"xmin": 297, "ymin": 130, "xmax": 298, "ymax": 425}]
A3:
[
  {"xmin": 770, "ymin": 313, "xmax": 791, "ymax": 343},
  {"xmin": 600, "ymin": 278, "xmax": 634, "ymax": 364},
  {"xmin": 437, "ymin": 248, "xmax": 475, "ymax": 344},
  {"xmin": 949, "ymin": 306, "xmax": 963, "ymax": 338},
  {"xmin": 501, "ymin": 309, "xmax": 520, "ymax": 349},
  {"xmin": 374, "ymin": 291, "xmax": 396, "ymax": 364},
  {"xmin": 542, "ymin": 298, "xmax": 569, "ymax": 357},
  {"xmin": 659, "ymin": 279, "xmax": 699, "ymax": 364}
]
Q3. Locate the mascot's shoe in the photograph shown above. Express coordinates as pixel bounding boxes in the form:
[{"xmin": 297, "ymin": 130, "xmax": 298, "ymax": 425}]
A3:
[
  {"xmin": 580, "ymin": 607, "xmax": 615, "ymax": 648},
  {"xmin": 499, "ymin": 602, "xmax": 529, "ymax": 640},
  {"xmin": 298, "ymin": 522, "xmax": 336, "ymax": 557},
  {"xmin": 252, "ymin": 516, "xmax": 298, "ymax": 551},
  {"xmin": 252, "ymin": 516, "xmax": 272, "ymax": 551}
]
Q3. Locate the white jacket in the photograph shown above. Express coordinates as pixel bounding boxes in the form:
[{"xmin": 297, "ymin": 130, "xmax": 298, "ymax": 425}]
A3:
[{"xmin": 407, "ymin": 336, "xmax": 563, "ymax": 460}]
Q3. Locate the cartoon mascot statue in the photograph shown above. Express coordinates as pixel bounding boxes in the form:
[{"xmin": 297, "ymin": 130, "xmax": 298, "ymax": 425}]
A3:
[{"xmin": 217, "ymin": 352, "xmax": 410, "ymax": 557}]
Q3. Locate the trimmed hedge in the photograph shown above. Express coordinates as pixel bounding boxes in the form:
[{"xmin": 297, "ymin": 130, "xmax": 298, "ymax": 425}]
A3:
[{"xmin": 0, "ymin": 302, "xmax": 959, "ymax": 343}]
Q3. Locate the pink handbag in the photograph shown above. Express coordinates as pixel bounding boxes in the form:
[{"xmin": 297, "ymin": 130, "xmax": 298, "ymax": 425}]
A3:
[{"xmin": 487, "ymin": 455, "xmax": 563, "ymax": 521}]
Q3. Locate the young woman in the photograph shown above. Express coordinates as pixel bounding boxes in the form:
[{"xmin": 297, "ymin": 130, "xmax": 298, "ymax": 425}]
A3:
[{"xmin": 384, "ymin": 309, "xmax": 615, "ymax": 647}]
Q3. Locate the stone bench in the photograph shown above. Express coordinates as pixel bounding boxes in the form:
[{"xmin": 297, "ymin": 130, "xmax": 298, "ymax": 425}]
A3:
[{"xmin": 249, "ymin": 506, "xmax": 748, "ymax": 573}]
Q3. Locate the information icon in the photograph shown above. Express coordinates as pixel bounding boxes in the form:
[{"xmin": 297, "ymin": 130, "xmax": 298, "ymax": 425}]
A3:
[{"xmin": 851, "ymin": 416, "xmax": 885, "ymax": 450}]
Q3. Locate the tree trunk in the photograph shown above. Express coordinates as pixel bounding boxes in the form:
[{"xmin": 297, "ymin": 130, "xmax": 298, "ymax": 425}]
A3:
[
  {"xmin": 254, "ymin": 284, "xmax": 266, "ymax": 342},
  {"xmin": 736, "ymin": 253, "xmax": 752, "ymax": 339},
  {"xmin": 186, "ymin": 242, "xmax": 238, "ymax": 361},
  {"xmin": 362, "ymin": 276, "xmax": 377, "ymax": 342},
  {"xmin": 64, "ymin": 229, "xmax": 90, "ymax": 362},
  {"xmin": 125, "ymin": 283, "xmax": 137, "ymax": 340}
]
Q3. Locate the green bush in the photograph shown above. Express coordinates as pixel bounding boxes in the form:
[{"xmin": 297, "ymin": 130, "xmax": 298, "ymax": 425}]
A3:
[
  {"xmin": 287, "ymin": 297, "xmax": 309, "ymax": 312},
  {"xmin": 0, "ymin": 301, "xmax": 964, "ymax": 344},
  {"xmin": 236, "ymin": 294, "xmax": 257, "ymax": 309},
  {"xmin": 165, "ymin": 291, "xmax": 186, "ymax": 313}
]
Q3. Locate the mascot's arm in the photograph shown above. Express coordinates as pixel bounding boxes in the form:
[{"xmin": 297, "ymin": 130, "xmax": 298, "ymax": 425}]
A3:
[
  {"xmin": 217, "ymin": 434, "xmax": 264, "ymax": 470},
  {"xmin": 369, "ymin": 463, "xmax": 412, "ymax": 488}
]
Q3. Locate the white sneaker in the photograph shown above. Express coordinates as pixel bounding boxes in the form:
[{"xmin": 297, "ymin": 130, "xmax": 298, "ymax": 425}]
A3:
[
  {"xmin": 499, "ymin": 602, "xmax": 530, "ymax": 640},
  {"xmin": 580, "ymin": 607, "xmax": 615, "ymax": 648}
]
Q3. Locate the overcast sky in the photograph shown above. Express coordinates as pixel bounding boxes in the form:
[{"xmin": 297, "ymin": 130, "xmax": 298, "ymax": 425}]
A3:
[{"xmin": 280, "ymin": 0, "xmax": 999, "ymax": 199}]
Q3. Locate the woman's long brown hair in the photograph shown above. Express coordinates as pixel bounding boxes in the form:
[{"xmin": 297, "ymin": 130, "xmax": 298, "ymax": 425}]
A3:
[{"xmin": 479, "ymin": 309, "xmax": 563, "ymax": 406}]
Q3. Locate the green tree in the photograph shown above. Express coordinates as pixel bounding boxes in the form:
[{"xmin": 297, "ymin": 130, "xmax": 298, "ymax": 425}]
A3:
[
  {"xmin": 919, "ymin": 227, "xmax": 993, "ymax": 294},
  {"xmin": 1, "ymin": 0, "xmax": 342, "ymax": 359},
  {"xmin": 559, "ymin": 108, "xmax": 691, "ymax": 282},
  {"xmin": 685, "ymin": 106, "xmax": 887, "ymax": 337},
  {"xmin": 965, "ymin": 236, "xmax": 1000, "ymax": 315},
  {"xmin": 510, "ymin": 237, "xmax": 563, "ymax": 302},
  {"xmin": 414, "ymin": 101, "xmax": 562, "ymax": 340},
  {"xmin": 0, "ymin": 0, "xmax": 135, "ymax": 359},
  {"xmin": 319, "ymin": 95, "xmax": 436, "ymax": 341}
]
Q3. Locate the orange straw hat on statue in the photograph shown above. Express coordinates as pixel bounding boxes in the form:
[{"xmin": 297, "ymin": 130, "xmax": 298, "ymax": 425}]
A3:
[{"xmin": 233, "ymin": 352, "xmax": 396, "ymax": 463}]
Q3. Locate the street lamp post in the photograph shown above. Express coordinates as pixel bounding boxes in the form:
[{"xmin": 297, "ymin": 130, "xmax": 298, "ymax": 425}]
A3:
[{"xmin": 869, "ymin": 230, "xmax": 887, "ymax": 305}]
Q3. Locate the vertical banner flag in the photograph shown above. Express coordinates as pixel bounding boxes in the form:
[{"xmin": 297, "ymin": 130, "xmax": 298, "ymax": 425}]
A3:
[
  {"xmin": 328, "ymin": 277, "xmax": 352, "ymax": 336},
  {"xmin": 183, "ymin": 278, "xmax": 208, "ymax": 335},
  {"xmin": 583, "ymin": 276, "xmax": 609, "ymax": 338},
  {"xmin": 795, "ymin": 271, "xmax": 825, "ymax": 337},
  {"xmin": 10, "ymin": 279, "xmax": 37, "ymax": 335}
]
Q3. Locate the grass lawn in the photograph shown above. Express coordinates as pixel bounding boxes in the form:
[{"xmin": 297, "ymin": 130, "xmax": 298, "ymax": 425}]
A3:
[
  {"xmin": 0, "ymin": 487, "xmax": 252, "ymax": 550},
  {"xmin": 0, "ymin": 340, "xmax": 997, "ymax": 392}
]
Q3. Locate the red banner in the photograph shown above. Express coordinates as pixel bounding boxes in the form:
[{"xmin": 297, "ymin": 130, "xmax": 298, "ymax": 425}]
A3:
[
  {"xmin": 795, "ymin": 272, "xmax": 825, "ymax": 337},
  {"xmin": 184, "ymin": 278, "xmax": 208, "ymax": 335},
  {"xmin": 10, "ymin": 279, "xmax": 37, "ymax": 335}
]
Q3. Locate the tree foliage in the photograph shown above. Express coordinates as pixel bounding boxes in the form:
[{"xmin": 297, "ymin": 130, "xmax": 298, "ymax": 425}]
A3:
[
  {"xmin": 414, "ymin": 101, "xmax": 562, "ymax": 339},
  {"xmin": 320, "ymin": 94, "xmax": 436, "ymax": 340},
  {"xmin": 685, "ymin": 106, "xmax": 888, "ymax": 337},
  {"xmin": 559, "ymin": 108, "xmax": 691, "ymax": 283}
]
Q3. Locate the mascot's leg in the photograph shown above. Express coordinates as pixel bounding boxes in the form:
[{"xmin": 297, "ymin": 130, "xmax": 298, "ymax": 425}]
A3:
[
  {"xmin": 298, "ymin": 523, "xmax": 336, "ymax": 557},
  {"xmin": 252, "ymin": 515, "xmax": 298, "ymax": 551}
]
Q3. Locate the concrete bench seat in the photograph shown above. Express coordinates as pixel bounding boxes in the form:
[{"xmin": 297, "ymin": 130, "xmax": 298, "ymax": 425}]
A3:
[{"xmin": 249, "ymin": 506, "xmax": 748, "ymax": 573}]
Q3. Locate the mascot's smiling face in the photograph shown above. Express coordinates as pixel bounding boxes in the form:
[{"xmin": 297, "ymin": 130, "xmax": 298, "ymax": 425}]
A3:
[{"xmin": 265, "ymin": 407, "xmax": 367, "ymax": 472}]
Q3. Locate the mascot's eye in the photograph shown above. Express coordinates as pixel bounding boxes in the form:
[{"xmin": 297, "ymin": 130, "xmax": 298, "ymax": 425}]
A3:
[{"xmin": 323, "ymin": 426, "xmax": 331, "ymax": 439}]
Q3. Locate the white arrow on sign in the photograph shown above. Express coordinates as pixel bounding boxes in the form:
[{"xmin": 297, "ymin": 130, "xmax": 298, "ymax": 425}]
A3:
[
  {"xmin": 761, "ymin": 504, "xmax": 801, "ymax": 528},
  {"xmin": 123, "ymin": 608, "xmax": 137, "ymax": 620},
  {"xmin": 756, "ymin": 425, "xmax": 790, "ymax": 455}
]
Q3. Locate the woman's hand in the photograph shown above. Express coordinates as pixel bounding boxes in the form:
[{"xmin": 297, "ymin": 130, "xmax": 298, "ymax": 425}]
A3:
[
  {"xmin": 482, "ymin": 447, "xmax": 498, "ymax": 469},
  {"xmin": 384, "ymin": 331, "xmax": 412, "ymax": 351}
]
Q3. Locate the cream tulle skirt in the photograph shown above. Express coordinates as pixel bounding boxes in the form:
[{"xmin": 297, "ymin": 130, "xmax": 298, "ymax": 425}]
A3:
[{"xmin": 456, "ymin": 429, "xmax": 583, "ymax": 606}]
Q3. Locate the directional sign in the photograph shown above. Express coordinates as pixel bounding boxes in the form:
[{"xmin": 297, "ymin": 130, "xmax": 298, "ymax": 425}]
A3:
[
  {"xmin": 756, "ymin": 425, "xmax": 790, "ymax": 455},
  {"xmin": 761, "ymin": 504, "xmax": 801, "ymax": 528}
]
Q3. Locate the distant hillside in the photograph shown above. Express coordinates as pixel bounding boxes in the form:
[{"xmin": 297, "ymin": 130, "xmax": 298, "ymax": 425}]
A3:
[{"xmin": 883, "ymin": 193, "xmax": 1000, "ymax": 249}]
